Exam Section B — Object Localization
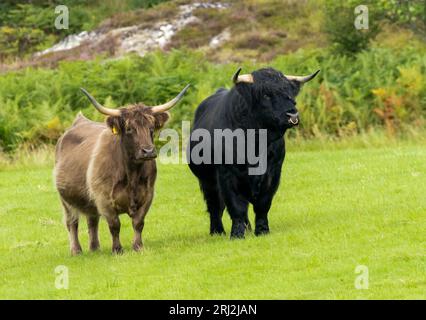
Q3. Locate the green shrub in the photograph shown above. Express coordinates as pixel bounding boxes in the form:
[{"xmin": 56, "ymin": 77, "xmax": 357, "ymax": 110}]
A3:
[
  {"xmin": 0, "ymin": 47, "xmax": 425, "ymax": 152},
  {"xmin": 377, "ymin": 0, "xmax": 426, "ymax": 32},
  {"xmin": 323, "ymin": 0, "xmax": 381, "ymax": 55}
]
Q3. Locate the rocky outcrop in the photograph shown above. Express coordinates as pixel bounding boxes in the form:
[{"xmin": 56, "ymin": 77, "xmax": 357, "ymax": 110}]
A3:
[{"xmin": 36, "ymin": 2, "xmax": 230, "ymax": 58}]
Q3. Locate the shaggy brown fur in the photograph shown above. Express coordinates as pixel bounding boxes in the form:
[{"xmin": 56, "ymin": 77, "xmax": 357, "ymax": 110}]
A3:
[{"xmin": 55, "ymin": 106, "xmax": 169, "ymax": 255}]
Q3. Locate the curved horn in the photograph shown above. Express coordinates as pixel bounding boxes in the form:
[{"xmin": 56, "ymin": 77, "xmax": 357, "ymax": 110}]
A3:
[
  {"xmin": 285, "ymin": 70, "xmax": 320, "ymax": 84},
  {"xmin": 80, "ymin": 88, "xmax": 121, "ymax": 117},
  {"xmin": 149, "ymin": 84, "xmax": 190, "ymax": 114},
  {"xmin": 232, "ymin": 67, "xmax": 254, "ymax": 84}
]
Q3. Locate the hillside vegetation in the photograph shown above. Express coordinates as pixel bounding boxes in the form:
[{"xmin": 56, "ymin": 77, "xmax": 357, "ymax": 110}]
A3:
[
  {"xmin": 0, "ymin": 0, "xmax": 425, "ymax": 152},
  {"xmin": 0, "ymin": 0, "xmax": 169, "ymax": 59}
]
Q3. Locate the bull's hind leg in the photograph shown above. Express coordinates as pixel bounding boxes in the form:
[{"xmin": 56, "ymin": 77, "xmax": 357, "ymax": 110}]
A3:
[
  {"xmin": 61, "ymin": 199, "xmax": 82, "ymax": 255},
  {"xmin": 199, "ymin": 178, "xmax": 225, "ymax": 235},
  {"xmin": 87, "ymin": 215, "xmax": 100, "ymax": 251}
]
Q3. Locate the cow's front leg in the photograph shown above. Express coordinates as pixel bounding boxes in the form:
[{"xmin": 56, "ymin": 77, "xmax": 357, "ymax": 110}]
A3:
[
  {"xmin": 131, "ymin": 215, "xmax": 145, "ymax": 252},
  {"xmin": 253, "ymin": 196, "xmax": 273, "ymax": 236},
  {"xmin": 130, "ymin": 191, "xmax": 153, "ymax": 252},
  {"xmin": 105, "ymin": 215, "xmax": 123, "ymax": 254}
]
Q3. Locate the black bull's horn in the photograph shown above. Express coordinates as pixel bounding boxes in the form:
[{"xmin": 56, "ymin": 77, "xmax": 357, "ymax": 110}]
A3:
[
  {"xmin": 232, "ymin": 68, "xmax": 320, "ymax": 84},
  {"xmin": 285, "ymin": 70, "xmax": 321, "ymax": 83},
  {"xmin": 232, "ymin": 67, "xmax": 254, "ymax": 84},
  {"xmin": 80, "ymin": 84, "xmax": 190, "ymax": 116}
]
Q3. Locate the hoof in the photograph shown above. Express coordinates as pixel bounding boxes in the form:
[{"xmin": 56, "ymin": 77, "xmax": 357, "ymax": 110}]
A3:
[
  {"xmin": 71, "ymin": 247, "xmax": 82, "ymax": 256},
  {"xmin": 254, "ymin": 228, "xmax": 270, "ymax": 236},
  {"xmin": 112, "ymin": 246, "xmax": 124, "ymax": 255},
  {"xmin": 89, "ymin": 242, "xmax": 100, "ymax": 252},
  {"xmin": 210, "ymin": 228, "xmax": 226, "ymax": 236},
  {"xmin": 210, "ymin": 222, "xmax": 225, "ymax": 235},
  {"xmin": 230, "ymin": 232, "xmax": 245, "ymax": 239},
  {"xmin": 230, "ymin": 222, "xmax": 246, "ymax": 239},
  {"xmin": 132, "ymin": 243, "xmax": 143, "ymax": 252}
]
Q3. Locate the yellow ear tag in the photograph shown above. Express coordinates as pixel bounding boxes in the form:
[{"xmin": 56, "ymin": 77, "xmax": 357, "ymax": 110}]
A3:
[{"xmin": 112, "ymin": 126, "xmax": 118, "ymax": 135}]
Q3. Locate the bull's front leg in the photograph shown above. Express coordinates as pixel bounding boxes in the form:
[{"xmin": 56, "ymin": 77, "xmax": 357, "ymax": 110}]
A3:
[
  {"xmin": 218, "ymin": 173, "xmax": 249, "ymax": 239},
  {"xmin": 130, "ymin": 189, "xmax": 153, "ymax": 252},
  {"xmin": 253, "ymin": 195, "xmax": 273, "ymax": 236}
]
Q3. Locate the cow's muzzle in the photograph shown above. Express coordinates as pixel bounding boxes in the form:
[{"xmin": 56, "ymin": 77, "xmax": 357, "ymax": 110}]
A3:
[
  {"xmin": 286, "ymin": 112, "xmax": 299, "ymax": 126},
  {"xmin": 135, "ymin": 147, "xmax": 157, "ymax": 161}
]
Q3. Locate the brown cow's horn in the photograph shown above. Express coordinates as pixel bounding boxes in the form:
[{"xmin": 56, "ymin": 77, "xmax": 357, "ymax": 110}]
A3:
[
  {"xmin": 149, "ymin": 84, "xmax": 190, "ymax": 113},
  {"xmin": 285, "ymin": 70, "xmax": 320, "ymax": 84},
  {"xmin": 80, "ymin": 88, "xmax": 121, "ymax": 117},
  {"xmin": 232, "ymin": 67, "xmax": 254, "ymax": 84}
]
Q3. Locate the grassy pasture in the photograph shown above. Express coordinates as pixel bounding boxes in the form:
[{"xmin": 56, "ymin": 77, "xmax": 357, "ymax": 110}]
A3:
[{"xmin": 0, "ymin": 142, "xmax": 425, "ymax": 299}]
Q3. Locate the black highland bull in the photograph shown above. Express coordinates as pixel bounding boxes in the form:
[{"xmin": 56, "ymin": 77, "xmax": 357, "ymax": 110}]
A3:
[{"xmin": 188, "ymin": 67, "xmax": 319, "ymax": 238}]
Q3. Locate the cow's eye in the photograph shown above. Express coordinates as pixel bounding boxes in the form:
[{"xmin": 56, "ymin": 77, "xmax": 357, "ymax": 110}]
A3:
[
  {"xmin": 150, "ymin": 128, "xmax": 154, "ymax": 137},
  {"xmin": 263, "ymin": 94, "xmax": 271, "ymax": 100},
  {"xmin": 125, "ymin": 127, "xmax": 133, "ymax": 134}
]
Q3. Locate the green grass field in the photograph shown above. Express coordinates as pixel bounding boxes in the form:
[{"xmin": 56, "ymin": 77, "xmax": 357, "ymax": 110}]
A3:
[{"xmin": 0, "ymin": 142, "xmax": 425, "ymax": 299}]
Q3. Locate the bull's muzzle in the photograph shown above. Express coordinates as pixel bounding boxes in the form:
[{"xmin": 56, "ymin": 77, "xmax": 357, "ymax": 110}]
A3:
[{"xmin": 286, "ymin": 112, "xmax": 299, "ymax": 126}]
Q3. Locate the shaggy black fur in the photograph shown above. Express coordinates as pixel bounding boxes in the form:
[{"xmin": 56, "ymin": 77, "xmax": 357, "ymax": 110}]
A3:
[{"xmin": 188, "ymin": 67, "xmax": 316, "ymax": 238}]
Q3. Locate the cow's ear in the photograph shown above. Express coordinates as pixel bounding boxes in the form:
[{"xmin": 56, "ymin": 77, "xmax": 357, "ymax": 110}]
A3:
[
  {"xmin": 106, "ymin": 116, "xmax": 122, "ymax": 135},
  {"xmin": 154, "ymin": 112, "xmax": 170, "ymax": 129}
]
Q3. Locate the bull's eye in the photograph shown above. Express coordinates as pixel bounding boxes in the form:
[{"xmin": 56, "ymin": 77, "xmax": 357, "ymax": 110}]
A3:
[
  {"xmin": 125, "ymin": 127, "xmax": 133, "ymax": 134},
  {"xmin": 286, "ymin": 95, "xmax": 296, "ymax": 104},
  {"xmin": 263, "ymin": 94, "xmax": 271, "ymax": 100}
]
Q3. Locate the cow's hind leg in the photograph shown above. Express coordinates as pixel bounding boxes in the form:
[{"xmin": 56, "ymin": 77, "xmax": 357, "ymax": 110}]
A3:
[
  {"xmin": 61, "ymin": 199, "xmax": 82, "ymax": 255},
  {"xmin": 87, "ymin": 215, "xmax": 100, "ymax": 251},
  {"xmin": 200, "ymin": 178, "xmax": 225, "ymax": 235}
]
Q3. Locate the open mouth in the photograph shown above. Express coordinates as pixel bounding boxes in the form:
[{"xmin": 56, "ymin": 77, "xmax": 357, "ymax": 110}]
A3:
[
  {"xmin": 288, "ymin": 117, "xmax": 299, "ymax": 125},
  {"xmin": 286, "ymin": 112, "xmax": 299, "ymax": 126}
]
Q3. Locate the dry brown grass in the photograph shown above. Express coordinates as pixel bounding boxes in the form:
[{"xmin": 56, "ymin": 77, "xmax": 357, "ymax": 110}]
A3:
[
  {"xmin": 166, "ymin": 6, "xmax": 232, "ymax": 50},
  {"xmin": 98, "ymin": 1, "xmax": 179, "ymax": 31}
]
